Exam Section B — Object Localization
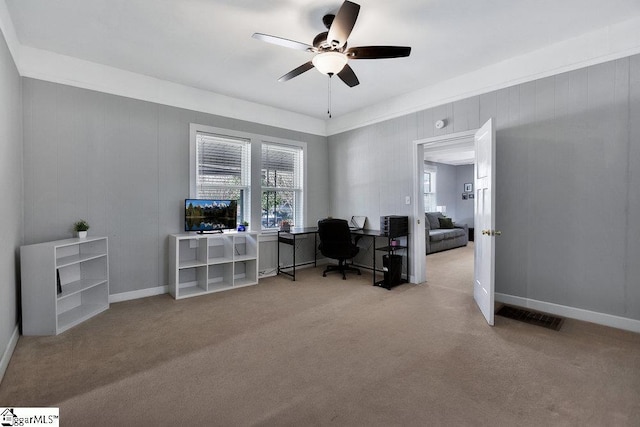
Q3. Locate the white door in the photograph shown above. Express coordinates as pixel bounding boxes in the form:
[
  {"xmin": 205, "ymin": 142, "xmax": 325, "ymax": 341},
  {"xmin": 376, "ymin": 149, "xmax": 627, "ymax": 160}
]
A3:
[{"xmin": 474, "ymin": 118, "xmax": 497, "ymax": 325}]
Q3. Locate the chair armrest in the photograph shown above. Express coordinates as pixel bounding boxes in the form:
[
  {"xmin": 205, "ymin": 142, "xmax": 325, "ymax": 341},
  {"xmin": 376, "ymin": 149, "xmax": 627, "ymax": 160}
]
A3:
[
  {"xmin": 424, "ymin": 216, "xmax": 431, "ymax": 254},
  {"xmin": 424, "ymin": 216, "xmax": 432, "ymax": 232},
  {"xmin": 454, "ymin": 223, "xmax": 468, "ymax": 233}
]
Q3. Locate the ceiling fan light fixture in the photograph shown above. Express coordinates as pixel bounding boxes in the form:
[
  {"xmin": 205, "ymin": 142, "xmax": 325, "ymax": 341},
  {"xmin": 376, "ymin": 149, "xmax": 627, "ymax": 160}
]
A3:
[{"xmin": 312, "ymin": 51, "xmax": 348, "ymax": 75}]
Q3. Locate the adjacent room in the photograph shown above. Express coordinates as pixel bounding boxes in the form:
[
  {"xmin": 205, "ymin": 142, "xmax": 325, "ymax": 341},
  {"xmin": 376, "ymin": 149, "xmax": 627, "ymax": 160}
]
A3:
[{"xmin": 1, "ymin": 1, "xmax": 640, "ymax": 424}]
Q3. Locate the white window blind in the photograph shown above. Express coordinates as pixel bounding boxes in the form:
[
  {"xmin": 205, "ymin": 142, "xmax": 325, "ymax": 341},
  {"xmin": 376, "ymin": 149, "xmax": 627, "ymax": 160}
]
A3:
[
  {"xmin": 261, "ymin": 143, "xmax": 303, "ymax": 229},
  {"xmin": 196, "ymin": 132, "xmax": 250, "ymax": 221}
]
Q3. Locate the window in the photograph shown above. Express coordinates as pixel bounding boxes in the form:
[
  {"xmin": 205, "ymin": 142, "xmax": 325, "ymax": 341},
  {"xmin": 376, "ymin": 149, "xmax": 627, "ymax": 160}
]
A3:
[
  {"xmin": 261, "ymin": 143, "xmax": 303, "ymax": 229},
  {"xmin": 193, "ymin": 131, "xmax": 250, "ymax": 223},
  {"xmin": 190, "ymin": 124, "xmax": 307, "ymax": 231},
  {"xmin": 424, "ymin": 165, "xmax": 437, "ymax": 212}
]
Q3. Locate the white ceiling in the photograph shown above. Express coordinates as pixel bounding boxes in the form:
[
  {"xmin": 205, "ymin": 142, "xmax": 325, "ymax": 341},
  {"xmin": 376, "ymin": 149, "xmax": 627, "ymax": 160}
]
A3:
[
  {"xmin": 424, "ymin": 144, "xmax": 475, "ymax": 166},
  {"xmin": 5, "ymin": 0, "xmax": 640, "ymax": 122}
]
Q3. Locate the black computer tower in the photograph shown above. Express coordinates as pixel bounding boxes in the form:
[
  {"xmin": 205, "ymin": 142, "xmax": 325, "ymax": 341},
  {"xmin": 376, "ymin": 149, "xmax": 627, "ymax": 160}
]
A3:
[
  {"xmin": 383, "ymin": 254, "xmax": 403, "ymax": 288},
  {"xmin": 380, "ymin": 215, "xmax": 409, "ymax": 238}
]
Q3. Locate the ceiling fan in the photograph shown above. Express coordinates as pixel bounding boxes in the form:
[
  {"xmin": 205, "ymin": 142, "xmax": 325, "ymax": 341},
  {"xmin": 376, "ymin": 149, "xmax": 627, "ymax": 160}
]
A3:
[{"xmin": 252, "ymin": 0, "xmax": 411, "ymax": 88}]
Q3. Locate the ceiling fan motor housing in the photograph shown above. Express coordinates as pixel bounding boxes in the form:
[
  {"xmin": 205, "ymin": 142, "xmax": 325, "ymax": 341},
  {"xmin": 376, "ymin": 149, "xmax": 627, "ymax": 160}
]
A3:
[
  {"xmin": 313, "ymin": 32, "xmax": 329, "ymax": 49},
  {"xmin": 315, "ymin": 14, "xmax": 348, "ymax": 50},
  {"xmin": 313, "ymin": 32, "xmax": 346, "ymax": 51}
]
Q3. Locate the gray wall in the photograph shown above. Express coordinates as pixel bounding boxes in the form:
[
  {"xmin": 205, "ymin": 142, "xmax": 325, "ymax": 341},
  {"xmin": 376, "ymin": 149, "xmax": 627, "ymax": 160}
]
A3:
[
  {"xmin": 328, "ymin": 114, "xmax": 415, "ymax": 223},
  {"xmin": 455, "ymin": 164, "xmax": 474, "ymax": 227},
  {"xmin": 10, "ymin": 45, "xmax": 640, "ymax": 332},
  {"xmin": 329, "ymin": 55, "xmax": 640, "ymax": 322},
  {"xmin": 424, "ymin": 161, "xmax": 474, "ymax": 226},
  {"xmin": 22, "ymin": 78, "xmax": 329, "ymax": 295},
  {"xmin": 0, "ymin": 31, "xmax": 22, "ymax": 371},
  {"xmin": 425, "ymin": 161, "xmax": 456, "ymax": 218}
]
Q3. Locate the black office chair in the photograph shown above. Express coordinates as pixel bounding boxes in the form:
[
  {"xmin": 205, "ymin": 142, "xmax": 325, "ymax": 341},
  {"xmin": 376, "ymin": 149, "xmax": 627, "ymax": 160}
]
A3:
[{"xmin": 317, "ymin": 218, "xmax": 361, "ymax": 280}]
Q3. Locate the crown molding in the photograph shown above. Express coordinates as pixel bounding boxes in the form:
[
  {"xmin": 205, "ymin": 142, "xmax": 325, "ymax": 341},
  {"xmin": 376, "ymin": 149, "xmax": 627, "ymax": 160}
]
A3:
[
  {"xmin": 18, "ymin": 46, "xmax": 328, "ymax": 136},
  {"xmin": 326, "ymin": 16, "xmax": 640, "ymax": 136}
]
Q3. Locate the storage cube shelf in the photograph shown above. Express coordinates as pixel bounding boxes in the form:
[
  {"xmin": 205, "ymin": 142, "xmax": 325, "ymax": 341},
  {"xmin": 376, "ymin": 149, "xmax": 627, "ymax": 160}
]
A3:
[
  {"xmin": 169, "ymin": 232, "xmax": 259, "ymax": 299},
  {"xmin": 20, "ymin": 237, "xmax": 110, "ymax": 336}
]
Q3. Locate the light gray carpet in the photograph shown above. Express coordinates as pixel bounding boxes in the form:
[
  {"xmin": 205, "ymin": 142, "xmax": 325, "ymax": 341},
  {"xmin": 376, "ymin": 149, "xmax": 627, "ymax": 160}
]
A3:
[{"xmin": 1, "ymin": 245, "xmax": 639, "ymax": 426}]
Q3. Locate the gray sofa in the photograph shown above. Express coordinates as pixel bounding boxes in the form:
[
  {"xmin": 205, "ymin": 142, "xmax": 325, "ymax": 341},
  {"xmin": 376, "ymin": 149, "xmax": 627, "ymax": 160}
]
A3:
[{"xmin": 425, "ymin": 212, "xmax": 468, "ymax": 254}]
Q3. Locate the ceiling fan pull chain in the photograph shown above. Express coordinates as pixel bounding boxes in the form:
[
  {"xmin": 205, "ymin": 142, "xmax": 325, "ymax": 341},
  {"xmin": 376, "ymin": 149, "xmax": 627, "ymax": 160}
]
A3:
[{"xmin": 328, "ymin": 75, "xmax": 332, "ymax": 118}]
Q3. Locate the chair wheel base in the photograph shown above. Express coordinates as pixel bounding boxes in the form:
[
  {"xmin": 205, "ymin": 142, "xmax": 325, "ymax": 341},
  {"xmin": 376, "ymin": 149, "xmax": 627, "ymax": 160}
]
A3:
[{"xmin": 321, "ymin": 262, "xmax": 361, "ymax": 280}]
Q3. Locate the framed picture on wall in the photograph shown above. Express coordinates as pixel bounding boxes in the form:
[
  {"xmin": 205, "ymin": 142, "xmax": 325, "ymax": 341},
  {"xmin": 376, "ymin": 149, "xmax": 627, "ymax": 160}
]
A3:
[
  {"xmin": 462, "ymin": 193, "xmax": 468, "ymax": 200},
  {"xmin": 464, "ymin": 183, "xmax": 473, "ymax": 192},
  {"xmin": 468, "ymin": 193, "xmax": 475, "ymax": 199}
]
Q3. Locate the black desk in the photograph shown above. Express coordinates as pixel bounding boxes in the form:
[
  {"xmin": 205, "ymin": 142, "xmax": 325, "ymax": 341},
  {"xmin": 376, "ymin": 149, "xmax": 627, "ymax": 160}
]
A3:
[
  {"xmin": 277, "ymin": 227, "xmax": 409, "ymax": 288},
  {"xmin": 276, "ymin": 227, "xmax": 318, "ymax": 281}
]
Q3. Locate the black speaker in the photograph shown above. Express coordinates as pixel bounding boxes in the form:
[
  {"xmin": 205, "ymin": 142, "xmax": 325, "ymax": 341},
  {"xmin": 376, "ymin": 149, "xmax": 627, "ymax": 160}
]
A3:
[{"xmin": 383, "ymin": 254, "xmax": 403, "ymax": 288}]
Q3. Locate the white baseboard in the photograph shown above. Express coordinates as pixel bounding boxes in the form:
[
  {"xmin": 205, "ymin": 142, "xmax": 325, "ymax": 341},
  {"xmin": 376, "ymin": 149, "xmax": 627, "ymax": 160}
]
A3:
[
  {"xmin": 0, "ymin": 324, "xmax": 19, "ymax": 385},
  {"xmin": 109, "ymin": 285, "xmax": 169, "ymax": 303},
  {"xmin": 495, "ymin": 293, "xmax": 640, "ymax": 334},
  {"xmin": 106, "ymin": 257, "xmax": 373, "ymax": 302},
  {"xmin": 259, "ymin": 268, "xmax": 278, "ymax": 278}
]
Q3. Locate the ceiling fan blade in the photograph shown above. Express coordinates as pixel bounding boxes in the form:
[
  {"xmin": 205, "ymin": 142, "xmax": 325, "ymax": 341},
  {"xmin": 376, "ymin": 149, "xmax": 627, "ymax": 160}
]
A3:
[
  {"xmin": 252, "ymin": 33, "xmax": 315, "ymax": 52},
  {"xmin": 278, "ymin": 61, "xmax": 315, "ymax": 82},
  {"xmin": 327, "ymin": 1, "xmax": 360, "ymax": 49},
  {"xmin": 346, "ymin": 46, "xmax": 412, "ymax": 59},
  {"xmin": 337, "ymin": 64, "xmax": 359, "ymax": 87}
]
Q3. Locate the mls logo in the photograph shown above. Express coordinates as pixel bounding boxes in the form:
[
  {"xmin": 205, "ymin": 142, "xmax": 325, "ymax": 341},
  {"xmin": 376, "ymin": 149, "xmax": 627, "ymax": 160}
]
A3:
[
  {"xmin": 0, "ymin": 408, "xmax": 59, "ymax": 426},
  {"xmin": 0, "ymin": 408, "xmax": 16, "ymax": 427}
]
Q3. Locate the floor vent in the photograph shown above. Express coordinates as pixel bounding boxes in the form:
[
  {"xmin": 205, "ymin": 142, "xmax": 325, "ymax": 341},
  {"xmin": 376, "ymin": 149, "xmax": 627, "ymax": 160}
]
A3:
[{"xmin": 497, "ymin": 305, "xmax": 564, "ymax": 331}]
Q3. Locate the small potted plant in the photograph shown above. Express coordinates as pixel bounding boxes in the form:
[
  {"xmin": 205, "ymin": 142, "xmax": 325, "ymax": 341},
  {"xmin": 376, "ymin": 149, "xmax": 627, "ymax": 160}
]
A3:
[
  {"xmin": 74, "ymin": 219, "xmax": 90, "ymax": 238},
  {"xmin": 238, "ymin": 221, "xmax": 249, "ymax": 232}
]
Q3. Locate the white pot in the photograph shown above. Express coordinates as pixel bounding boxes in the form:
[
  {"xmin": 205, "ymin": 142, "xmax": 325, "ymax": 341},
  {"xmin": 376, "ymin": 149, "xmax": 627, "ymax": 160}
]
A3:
[{"xmin": 78, "ymin": 231, "xmax": 88, "ymax": 239}]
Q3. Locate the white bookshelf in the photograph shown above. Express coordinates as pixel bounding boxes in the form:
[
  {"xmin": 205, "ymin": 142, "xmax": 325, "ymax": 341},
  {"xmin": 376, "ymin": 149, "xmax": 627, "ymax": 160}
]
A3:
[
  {"xmin": 169, "ymin": 232, "xmax": 259, "ymax": 299},
  {"xmin": 20, "ymin": 236, "xmax": 110, "ymax": 335}
]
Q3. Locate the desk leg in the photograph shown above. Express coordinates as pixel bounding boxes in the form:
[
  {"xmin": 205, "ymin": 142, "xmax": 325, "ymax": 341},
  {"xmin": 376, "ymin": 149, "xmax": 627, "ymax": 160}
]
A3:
[
  {"xmin": 372, "ymin": 236, "xmax": 376, "ymax": 285},
  {"xmin": 277, "ymin": 232, "xmax": 281, "ymax": 276},
  {"xmin": 292, "ymin": 234, "xmax": 296, "ymax": 281}
]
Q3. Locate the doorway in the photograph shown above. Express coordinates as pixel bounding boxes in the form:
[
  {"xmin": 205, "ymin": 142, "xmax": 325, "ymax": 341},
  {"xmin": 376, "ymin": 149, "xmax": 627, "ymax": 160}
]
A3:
[
  {"xmin": 411, "ymin": 119, "xmax": 497, "ymax": 326},
  {"xmin": 411, "ymin": 129, "xmax": 477, "ymax": 285}
]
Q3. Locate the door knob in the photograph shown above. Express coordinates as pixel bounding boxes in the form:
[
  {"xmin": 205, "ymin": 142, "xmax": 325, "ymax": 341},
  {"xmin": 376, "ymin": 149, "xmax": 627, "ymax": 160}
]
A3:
[
  {"xmin": 482, "ymin": 229, "xmax": 502, "ymax": 236},
  {"xmin": 493, "ymin": 230, "xmax": 502, "ymax": 236}
]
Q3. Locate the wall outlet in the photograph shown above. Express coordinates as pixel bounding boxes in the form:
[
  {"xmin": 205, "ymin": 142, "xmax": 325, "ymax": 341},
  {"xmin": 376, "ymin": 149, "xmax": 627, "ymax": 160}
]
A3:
[{"xmin": 405, "ymin": 196, "xmax": 411, "ymax": 205}]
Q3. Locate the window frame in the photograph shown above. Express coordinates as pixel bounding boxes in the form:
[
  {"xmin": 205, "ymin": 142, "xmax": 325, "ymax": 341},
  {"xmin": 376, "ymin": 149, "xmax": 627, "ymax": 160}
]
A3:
[
  {"xmin": 190, "ymin": 128, "xmax": 251, "ymax": 224},
  {"xmin": 424, "ymin": 164, "xmax": 437, "ymax": 212},
  {"xmin": 190, "ymin": 124, "xmax": 307, "ymax": 232},
  {"xmin": 261, "ymin": 141, "xmax": 304, "ymax": 230}
]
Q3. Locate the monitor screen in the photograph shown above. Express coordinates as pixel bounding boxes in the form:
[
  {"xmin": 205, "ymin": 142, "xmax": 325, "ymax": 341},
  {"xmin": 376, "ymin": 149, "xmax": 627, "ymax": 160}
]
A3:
[{"xmin": 185, "ymin": 199, "xmax": 237, "ymax": 232}]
